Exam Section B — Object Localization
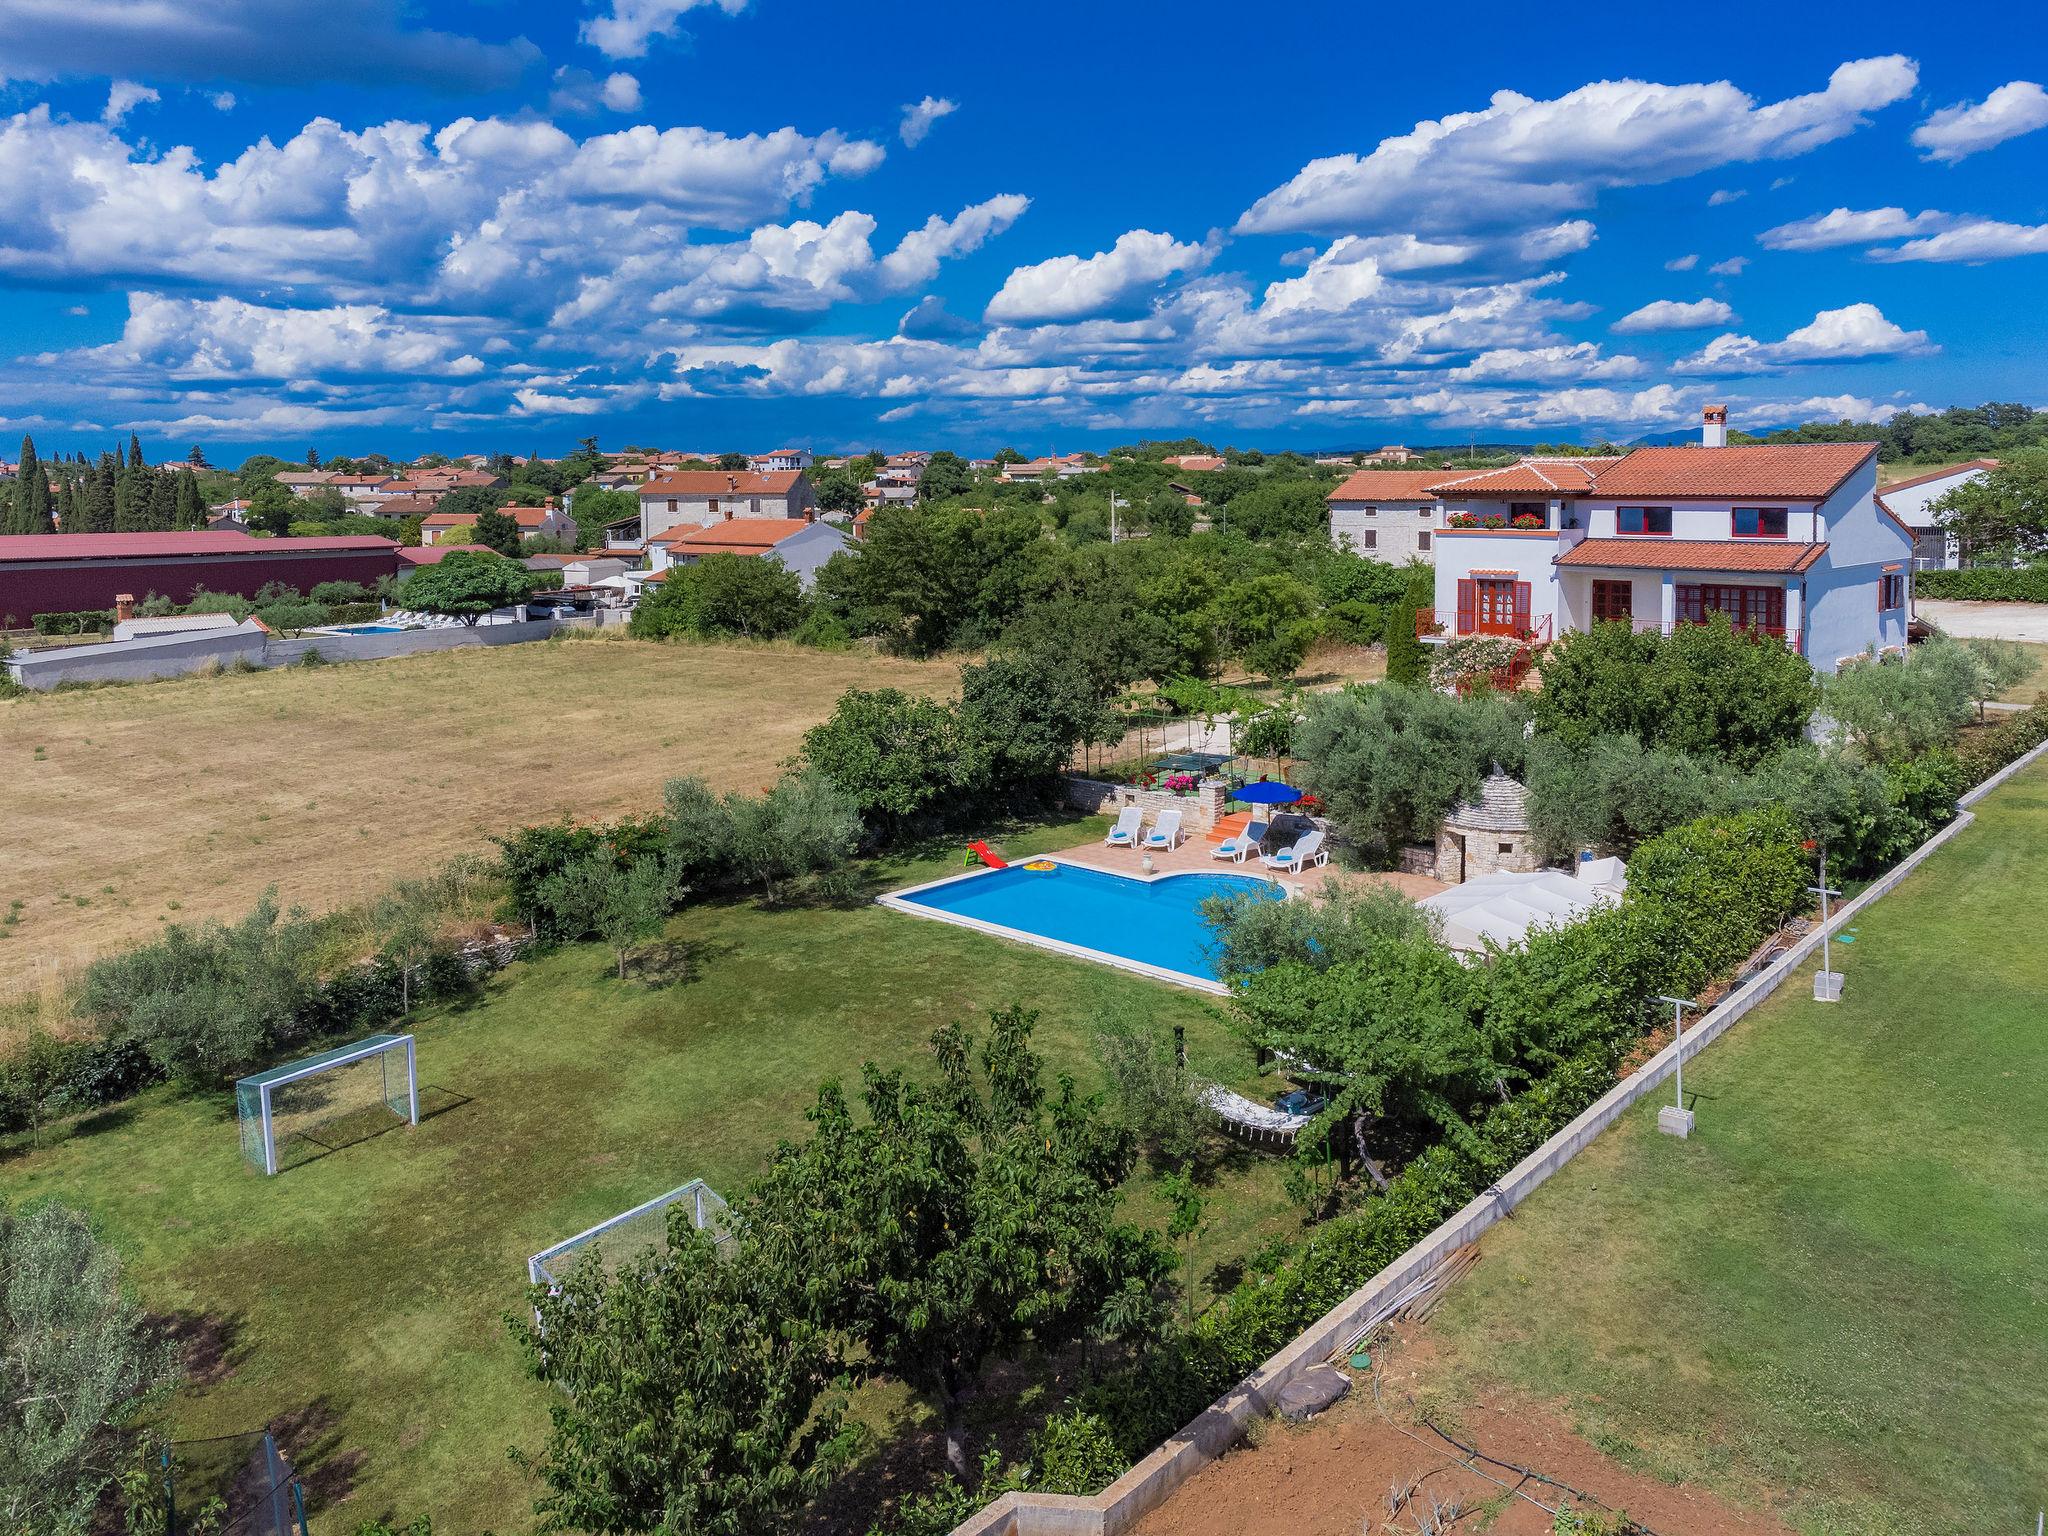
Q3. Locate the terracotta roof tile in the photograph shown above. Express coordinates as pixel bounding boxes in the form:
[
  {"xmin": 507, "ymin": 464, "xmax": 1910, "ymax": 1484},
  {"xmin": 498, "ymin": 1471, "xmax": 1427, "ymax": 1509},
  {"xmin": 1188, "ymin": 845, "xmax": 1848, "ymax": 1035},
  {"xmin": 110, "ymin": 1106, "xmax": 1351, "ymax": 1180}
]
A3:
[
  {"xmin": 1429, "ymin": 458, "xmax": 1622, "ymax": 496},
  {"xmin": 641, "ymin": 470, "xmax": 802, "ymax": 497},
  {"xmin": 666, "ymin": 518, "xmax": 814, "ymax": 552},
  {"xmin": 1592, "ymin": 443, "xmax": 1873, "ymax": 500},
  {"xmin": 1328, "ymin": 470, "xmax": 1448, "ymax": 500},
  {"xmin": 1555, "ymin": 538, "xmax": 1828, "ymax": 574}
]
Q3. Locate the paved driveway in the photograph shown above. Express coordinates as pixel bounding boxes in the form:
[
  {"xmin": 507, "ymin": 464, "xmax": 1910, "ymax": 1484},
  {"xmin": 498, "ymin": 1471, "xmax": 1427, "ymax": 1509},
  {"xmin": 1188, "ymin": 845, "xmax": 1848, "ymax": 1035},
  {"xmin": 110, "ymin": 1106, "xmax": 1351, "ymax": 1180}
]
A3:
[{"xmin": 1918, "ymin": 599, "xmax": 2048, "ymax": 643}]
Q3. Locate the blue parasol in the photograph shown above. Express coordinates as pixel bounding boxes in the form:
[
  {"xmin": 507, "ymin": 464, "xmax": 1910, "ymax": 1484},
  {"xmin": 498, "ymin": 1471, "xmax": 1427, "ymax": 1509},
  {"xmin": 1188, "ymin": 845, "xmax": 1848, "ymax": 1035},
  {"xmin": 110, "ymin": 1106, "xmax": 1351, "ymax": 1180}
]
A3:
[{"xmin": 1233, "ymin": 780, "xmax": 1303, "ymax": 805}]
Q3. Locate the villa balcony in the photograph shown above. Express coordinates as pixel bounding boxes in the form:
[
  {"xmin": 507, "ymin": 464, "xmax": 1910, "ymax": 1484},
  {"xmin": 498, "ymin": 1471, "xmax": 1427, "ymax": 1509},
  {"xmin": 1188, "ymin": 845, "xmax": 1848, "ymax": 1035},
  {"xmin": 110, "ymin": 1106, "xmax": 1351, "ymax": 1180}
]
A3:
[{"xmin": 1416, "ymin": 609, "xmax": 1554, "ymax": 645}]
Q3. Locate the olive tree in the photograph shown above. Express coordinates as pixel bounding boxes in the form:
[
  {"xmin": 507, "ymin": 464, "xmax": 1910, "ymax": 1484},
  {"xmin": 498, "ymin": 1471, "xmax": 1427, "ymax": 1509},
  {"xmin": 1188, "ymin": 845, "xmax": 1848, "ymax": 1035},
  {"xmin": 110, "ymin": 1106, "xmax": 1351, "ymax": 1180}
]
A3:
[{"xmin": 1, "ymin": 1202, "xmax": 176, "ymax": 1536}]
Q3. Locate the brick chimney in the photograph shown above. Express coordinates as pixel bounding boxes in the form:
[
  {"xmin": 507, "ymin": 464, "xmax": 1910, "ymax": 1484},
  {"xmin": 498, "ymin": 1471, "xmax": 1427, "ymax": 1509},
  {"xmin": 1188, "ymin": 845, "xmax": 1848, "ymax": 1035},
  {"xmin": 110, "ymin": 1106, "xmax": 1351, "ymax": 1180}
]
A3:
[
  {"xmin": 726, "ymin": 474, "xmax": 738, "ymax": 491},
  {"xmin": 1702, "ymin": 403, "xmax": 1728, "ymax": 449},
  {"xmin": 114, "ymin": 593, "xmax": 135, "ymax": 622}
]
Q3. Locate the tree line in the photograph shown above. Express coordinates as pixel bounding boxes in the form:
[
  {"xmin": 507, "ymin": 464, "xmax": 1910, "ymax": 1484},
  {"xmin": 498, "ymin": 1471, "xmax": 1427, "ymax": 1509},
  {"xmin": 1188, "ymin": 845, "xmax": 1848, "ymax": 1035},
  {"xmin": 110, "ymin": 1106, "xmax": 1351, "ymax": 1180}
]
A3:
[{"xmin": 0, "ymin": 434, "xmax": 207, "ymax": 535}]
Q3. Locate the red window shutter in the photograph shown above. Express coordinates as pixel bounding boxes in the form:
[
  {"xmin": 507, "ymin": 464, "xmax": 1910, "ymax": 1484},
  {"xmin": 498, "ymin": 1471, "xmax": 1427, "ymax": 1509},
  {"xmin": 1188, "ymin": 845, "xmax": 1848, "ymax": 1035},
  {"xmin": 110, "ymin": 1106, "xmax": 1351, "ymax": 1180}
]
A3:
[
  {"xmin": 1456, "ymin": 578, "xmax": 1476, "ymax": 634},
  {"xmin": 1513, "ymin": 581, "xmax": 1532, "ymax": 633}
]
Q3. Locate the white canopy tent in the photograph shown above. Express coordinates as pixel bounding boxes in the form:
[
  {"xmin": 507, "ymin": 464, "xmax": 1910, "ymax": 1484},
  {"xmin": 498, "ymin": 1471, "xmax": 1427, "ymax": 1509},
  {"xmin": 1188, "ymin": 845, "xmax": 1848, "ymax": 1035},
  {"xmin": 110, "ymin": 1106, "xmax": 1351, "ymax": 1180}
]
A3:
[{"xmin": 1421, "ymin": 857, "xmax": 1626, "ymax": 954}]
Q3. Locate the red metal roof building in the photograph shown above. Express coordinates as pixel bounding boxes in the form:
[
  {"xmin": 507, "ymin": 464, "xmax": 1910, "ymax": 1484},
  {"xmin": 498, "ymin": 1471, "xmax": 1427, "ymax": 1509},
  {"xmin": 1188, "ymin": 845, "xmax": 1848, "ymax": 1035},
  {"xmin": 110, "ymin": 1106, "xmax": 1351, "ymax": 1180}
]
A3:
[{"xmin": 0, "ymin": 532, "xmax": 401, "ymax": 622}]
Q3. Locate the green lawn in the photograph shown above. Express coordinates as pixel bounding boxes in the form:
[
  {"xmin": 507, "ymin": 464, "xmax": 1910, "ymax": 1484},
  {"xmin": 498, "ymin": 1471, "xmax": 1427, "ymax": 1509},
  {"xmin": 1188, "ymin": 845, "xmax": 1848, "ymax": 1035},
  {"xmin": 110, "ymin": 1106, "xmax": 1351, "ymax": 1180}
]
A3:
[
  {"xmin": 1426, "ymin": 756, "xmax": 2048, "ymax": 1536},
  {"xmin": 3, "ymin": 815, "xmax": 1299, "ymax": 1533}
]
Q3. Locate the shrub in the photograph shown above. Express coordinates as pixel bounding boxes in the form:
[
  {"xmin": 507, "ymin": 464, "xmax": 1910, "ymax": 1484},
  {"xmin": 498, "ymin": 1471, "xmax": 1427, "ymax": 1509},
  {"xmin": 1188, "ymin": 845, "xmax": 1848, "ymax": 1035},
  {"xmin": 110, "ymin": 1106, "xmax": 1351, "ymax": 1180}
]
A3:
[
  {"xmin": 1536, "ymin": 614, "xmax": 1819, "ymax": 769},
  {"xmin": 30, "ymin": 610, "xmax": 114, "ymax": 635},
  {"xmin": 630, "ymin": 553, "xmax": 805, "ymax": 640},
  {"xmin": 309, "ymin": 580, "xmax": 373, "ymax": 604},
  {"xmin": 77, "ymin": 891, "xmax": 324, "ymax": 1084},
  {"xmin": 1956, "ymin": 702, "xmax": 2048, "ymax": 783},
  {"xmin": 0, "ymin": 1201, "xmax": 178, "ymax": 1533},
  {"xmin": 801, "ymin": 688, "xmax": 964, "ymax": 832},
  {"xmin": 1091, "ymin": 1007, "xmax": 1209, "ymax": 1167},
  {"xmin": 256, "ymin": 598, "xmax": 331, "ymax": 634},
  {"xmin": 1426, "ymin": 633, "xmax": 1525, "ymax": 693},
  {"xmin": 493, "ymin": 817, "xmax": 668, "ymax": 941},
  {"xmin": 1913, "ymin": 566, "xmax": 2048, "ymax": 602},
  {"xmin": 1320, "ymin": 599, "xmax": 1388, "ymax": 645},
  {"xmin": 1823, "ymin": 636, "xmax": 2034, "ymax": 762},
  {"xmin": 1030, "ymin": 1410, "xmax": 1127, "ymax": 1495},
  {"xmin": 180, "ymin": 589, "xmax": 255, "ymax": 619}
]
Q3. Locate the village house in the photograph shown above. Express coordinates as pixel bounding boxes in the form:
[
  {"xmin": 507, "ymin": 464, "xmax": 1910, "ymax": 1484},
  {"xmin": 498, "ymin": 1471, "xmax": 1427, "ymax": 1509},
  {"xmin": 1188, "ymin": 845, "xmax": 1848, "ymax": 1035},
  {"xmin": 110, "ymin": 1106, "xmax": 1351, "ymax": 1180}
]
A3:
[
  {"xmin": 646, "ymin": 513, "xmax": 850, "ymax": 589},
  {"xmin": 1326, "ymin": 469, "xmax": 1449, "ymax": 561},
  {"xmin": 750, "ymin": 448, "xmax": 814, "ymax": 472},
  {"xmin": 1875, "ymin": 460, "xmax": 1998, "ymax": 570},
  {"xmin": 637, "ymin": 469, "xmax": 816, "ymax": 543},
  {"xmin": 419, "ymin": 503, "xmax": 576, "ymax": 546},
  {"xmin": 1423, "ymin": 406, "xmax": 1914, "ymax": 674},
  {"xmin": 999, "ymin": 452, "xmax": 1101, "ymax": 482}
]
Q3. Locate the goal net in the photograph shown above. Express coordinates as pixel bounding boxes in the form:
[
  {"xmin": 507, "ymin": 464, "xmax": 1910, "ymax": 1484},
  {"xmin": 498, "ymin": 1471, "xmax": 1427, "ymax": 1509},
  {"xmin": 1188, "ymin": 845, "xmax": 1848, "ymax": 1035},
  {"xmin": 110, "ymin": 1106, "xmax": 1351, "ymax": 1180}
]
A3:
[
  {"xmin": 527, "ymin": 1179, "xmax": 732, "ymax": 1293},
  {"xmin": 235, "ymin": 1034, "xmax": 418, "ymax": 1176}
]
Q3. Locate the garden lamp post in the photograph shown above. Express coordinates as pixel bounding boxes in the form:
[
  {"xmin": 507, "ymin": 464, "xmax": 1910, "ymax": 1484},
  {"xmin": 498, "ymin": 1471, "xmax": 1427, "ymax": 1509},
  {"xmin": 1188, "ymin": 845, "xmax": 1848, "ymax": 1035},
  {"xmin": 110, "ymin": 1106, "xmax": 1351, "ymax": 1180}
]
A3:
[
  {"xmin": 1655, "ymin": 994, "xmax": 1699, "ymax": 1138},
  {"xmin": 1805, "ymin": 840, "xmax": 1844, "ymax": 1003}
]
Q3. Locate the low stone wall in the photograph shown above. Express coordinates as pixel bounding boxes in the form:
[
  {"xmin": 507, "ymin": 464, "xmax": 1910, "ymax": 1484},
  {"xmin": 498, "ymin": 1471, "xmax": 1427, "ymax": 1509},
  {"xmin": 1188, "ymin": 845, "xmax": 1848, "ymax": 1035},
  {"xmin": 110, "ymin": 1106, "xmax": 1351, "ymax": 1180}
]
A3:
[
  {"xmin": 951, "ymin": 736, "xmax": 2048, "ymax": 1536},
  {"xmin": 1060, "ymin": 775, "xmax": 1225, "ymax": 832},
  {"xmin": 266, "ymin": 619, "xmax": 557, "ymax": 666},
  {"xmin": 7, "ymin": 619, "xmax": 558, "ymax": 688}
]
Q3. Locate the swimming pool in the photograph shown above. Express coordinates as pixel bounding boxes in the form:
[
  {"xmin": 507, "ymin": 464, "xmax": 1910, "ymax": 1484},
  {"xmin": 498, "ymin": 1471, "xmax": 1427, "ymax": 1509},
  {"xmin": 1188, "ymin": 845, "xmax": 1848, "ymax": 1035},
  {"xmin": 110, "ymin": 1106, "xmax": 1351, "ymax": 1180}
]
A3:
[
  {"xmin": 880, "ymin": 861, "xmax": 1280, "ymax": 990},
  {"xmin": 324, "ymin": 623, "xmax": 407, "ymax": 634}
]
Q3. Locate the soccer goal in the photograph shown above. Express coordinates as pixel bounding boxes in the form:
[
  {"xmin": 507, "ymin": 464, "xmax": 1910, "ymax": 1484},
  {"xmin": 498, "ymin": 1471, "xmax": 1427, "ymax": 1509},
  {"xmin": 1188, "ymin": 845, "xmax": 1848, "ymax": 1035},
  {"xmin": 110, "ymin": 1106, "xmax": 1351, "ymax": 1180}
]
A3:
[
  {"xmin": 526, "ymin": 1179, "xmax": 732, "ymax": 1293},
  {"xmin": 235, "ymin": 1033, "xmax": 418, "ymax": 1176}
]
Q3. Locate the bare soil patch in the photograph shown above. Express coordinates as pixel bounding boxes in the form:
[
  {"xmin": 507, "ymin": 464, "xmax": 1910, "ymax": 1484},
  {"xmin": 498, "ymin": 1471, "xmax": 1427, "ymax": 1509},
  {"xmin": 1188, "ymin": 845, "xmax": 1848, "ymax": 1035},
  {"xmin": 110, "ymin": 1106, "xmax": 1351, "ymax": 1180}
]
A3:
[{"xmin": 1133, "ymin": 1326, "xmax": 1793, "ymax": 1536}]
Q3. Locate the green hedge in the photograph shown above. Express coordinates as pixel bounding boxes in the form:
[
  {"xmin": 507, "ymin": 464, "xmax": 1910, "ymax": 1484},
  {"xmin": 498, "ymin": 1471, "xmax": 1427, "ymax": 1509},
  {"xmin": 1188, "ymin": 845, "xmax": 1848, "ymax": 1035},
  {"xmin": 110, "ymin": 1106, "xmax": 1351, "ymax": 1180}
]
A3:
[
  {"xmin": 31, "ymin": 609, "xmax": 114, "ymax": 635},
  {"xmin": 1914, "ymin": 567, "xmax": 2048, "ymax": 602},
  {"xmin": 1079, "ymin": 806, "xmax": 1809, "ymax": 1462},
  {"xmin": 1958, "ymin": 703, "xmax": 2048, "ymax": 784}
]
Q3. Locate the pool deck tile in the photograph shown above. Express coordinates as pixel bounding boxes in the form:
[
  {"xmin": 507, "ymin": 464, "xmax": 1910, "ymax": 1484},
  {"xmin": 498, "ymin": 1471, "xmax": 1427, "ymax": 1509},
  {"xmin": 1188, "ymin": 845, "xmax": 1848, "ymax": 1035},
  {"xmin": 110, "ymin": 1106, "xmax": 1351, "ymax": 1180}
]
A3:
[{"xmin": 1050, "ymin": 831, "xmax": 1449, "ymax": 900}]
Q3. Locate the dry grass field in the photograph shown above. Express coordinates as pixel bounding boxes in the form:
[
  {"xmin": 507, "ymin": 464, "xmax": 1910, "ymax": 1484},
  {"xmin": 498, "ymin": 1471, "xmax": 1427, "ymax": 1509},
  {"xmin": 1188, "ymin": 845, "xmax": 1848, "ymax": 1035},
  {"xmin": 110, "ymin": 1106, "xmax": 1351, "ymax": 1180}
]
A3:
[{"xmin": 1, "ymin": 635, "xmax": 957, "ymax": 994}]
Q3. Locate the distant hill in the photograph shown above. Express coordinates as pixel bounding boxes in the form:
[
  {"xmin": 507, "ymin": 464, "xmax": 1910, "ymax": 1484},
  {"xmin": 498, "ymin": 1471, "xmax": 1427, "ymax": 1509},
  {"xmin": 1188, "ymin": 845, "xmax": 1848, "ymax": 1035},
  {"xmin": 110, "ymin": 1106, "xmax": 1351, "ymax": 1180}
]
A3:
[{"xmin": 1627, "ymin": 425, "xmax": 1795, "ymax": 447}]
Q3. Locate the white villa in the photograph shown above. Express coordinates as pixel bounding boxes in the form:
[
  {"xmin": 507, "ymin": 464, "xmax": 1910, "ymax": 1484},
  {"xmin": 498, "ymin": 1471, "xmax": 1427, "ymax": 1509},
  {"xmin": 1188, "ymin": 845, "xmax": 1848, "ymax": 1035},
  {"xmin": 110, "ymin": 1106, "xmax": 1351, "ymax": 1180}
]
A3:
[
  {"xmin": 1876, "ymin": 459, "xmax": 1998, "ymax": 571},
  {"xmin": 1423, "ymin": 407, "xmax": 1915, "ymax": 673}
]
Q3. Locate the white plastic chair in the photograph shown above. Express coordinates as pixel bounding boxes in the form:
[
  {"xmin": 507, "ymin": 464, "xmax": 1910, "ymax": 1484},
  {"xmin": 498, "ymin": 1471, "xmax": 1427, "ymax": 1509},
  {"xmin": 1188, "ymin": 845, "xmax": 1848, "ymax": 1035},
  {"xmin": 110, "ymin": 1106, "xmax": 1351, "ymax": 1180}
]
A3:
[
  {"xmin": 1144, "ymin": 808, "xmax": 1183, "ymax": 852},
  {"xmin": 1212, "ymin": 819, "xmax": 1269, "ymax": 863},
  {"xmin": 1260, "ymin": 828, "xmax": 1326, "ymax": 873},
  {"xmin": 1103, "ymin": 806, "xmax": 1143, "ymax": 847}
]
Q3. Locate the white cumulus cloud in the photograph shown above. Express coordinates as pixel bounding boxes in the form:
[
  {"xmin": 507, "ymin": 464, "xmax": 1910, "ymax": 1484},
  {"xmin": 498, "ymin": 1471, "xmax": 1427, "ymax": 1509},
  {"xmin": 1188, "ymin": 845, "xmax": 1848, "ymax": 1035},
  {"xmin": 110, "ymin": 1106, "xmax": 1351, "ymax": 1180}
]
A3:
[
  {"xmin": 1759, "ymin": 206, "xmax": 1954, "ymax": 250},
  {"xmin": 1708, "ymin": 257, "xmax": 1749, "ymax": 276},
  {"xmin": 601, "ymin": 73, "xmax": 642, "ymax": 112},
  {"xmin": 1664, "ymin": 253, "xmax": 1699, "ymax": 271},
  {"xmin": 985, "ymin": 229, "xmax": 1212, "ymax": 324},
  {"xmin": 1912, "ymin": 81, "xmax": 2048, "ymax": 163},
  {"xmin": 1237, "ymin": 57, "xmax": 1917, "ymax": 238},
  {"xmin": 899, "ymin": 96, "xmax": 957, "ymax": 147},
  {"xmin": 1677, "ymin": 302, "xmax": 1933, "ymax": 373},
  {"xmin": 581, "ymin": 0, "xmax": 749, "ymax": 60},
  {"xmin": 1866, "ymin": 218, "xmax": 2048, "ymax": 263},
  {"xmin": 1611, "ymin": 297, "xmax": 1738, "ymax": 333},
  {"xmin": 103, "ymin": 80, "xmax": 158, "ymax": 124}
]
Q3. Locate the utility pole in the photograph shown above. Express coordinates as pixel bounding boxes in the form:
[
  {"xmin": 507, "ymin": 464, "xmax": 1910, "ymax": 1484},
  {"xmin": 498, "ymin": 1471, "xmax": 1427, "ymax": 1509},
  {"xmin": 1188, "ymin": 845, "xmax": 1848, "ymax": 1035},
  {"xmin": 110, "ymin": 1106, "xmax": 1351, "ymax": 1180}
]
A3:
[
  {"xmin": 1809, "ymin": 842, "xmax": 1844, "ymax": 1002},
  {"xmin": 1655, "ymin": 994, "xmax": 1699, "ymax": 1138}
]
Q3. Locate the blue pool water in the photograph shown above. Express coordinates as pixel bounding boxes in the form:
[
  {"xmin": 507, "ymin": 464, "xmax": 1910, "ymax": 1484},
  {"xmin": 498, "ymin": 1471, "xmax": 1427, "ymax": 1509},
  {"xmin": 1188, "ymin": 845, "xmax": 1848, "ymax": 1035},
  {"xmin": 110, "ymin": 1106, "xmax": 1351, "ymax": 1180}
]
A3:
[
  {"xmin": 328, "ymin": 623, "xmax": 406, "ymax": 634},
  {"xmin": 891, "ymin": 863, "xmax": 1278, "ymax": 981}
]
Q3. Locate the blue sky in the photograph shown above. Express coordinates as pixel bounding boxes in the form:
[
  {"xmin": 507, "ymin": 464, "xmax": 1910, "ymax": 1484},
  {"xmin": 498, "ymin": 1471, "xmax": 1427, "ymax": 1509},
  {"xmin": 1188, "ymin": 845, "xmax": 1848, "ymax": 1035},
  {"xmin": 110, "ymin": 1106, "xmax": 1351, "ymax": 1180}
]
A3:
[{"xmin": 0, "ymin": 0, "xmax": 2043, "ymax": 461}]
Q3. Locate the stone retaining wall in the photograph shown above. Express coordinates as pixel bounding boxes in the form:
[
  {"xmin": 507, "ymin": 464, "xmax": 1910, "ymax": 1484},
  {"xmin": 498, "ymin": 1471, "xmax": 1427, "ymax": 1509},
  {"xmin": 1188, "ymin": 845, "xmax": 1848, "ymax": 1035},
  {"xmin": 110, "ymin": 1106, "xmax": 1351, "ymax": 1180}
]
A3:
[
  {"xmin": 1059, "ymin": 775, "xmax": 1226, "ymax": 833},
  {"xmin": 951, "ymin": 736, "xmax": 2048, "ymax": 1536}
]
